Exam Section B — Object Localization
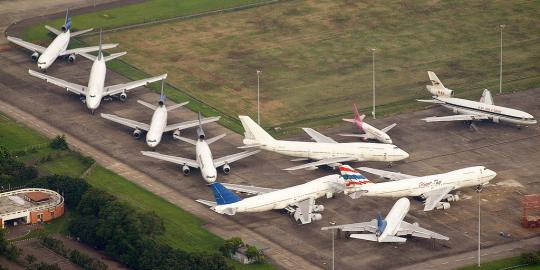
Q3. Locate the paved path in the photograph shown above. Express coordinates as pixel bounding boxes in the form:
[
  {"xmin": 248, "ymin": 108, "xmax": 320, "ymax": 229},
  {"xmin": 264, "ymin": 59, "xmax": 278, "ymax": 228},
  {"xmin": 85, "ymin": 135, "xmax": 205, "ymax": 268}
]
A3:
[
  {"xmin": 0, "ymin": 99, "xmax": 321, "ymax": 270},
  {"xmin": 399, "ymin": 236, "xmax": 540, "ymax": 270}
]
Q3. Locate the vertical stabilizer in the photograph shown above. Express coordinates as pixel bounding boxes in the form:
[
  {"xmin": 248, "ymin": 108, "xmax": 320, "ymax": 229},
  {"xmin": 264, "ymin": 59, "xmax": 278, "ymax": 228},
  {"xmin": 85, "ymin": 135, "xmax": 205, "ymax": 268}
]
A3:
[
  {"xmin": 196, "ymin": 112, "xmax": 205, "ymax": 139},
  {"xmin": 353, "ymin": 104, "xmax": 366, "ymax": 122},
  {"xmin": 210, "ymin": 183, "xmax": 241, "ymax": 205},
  {"xmin": 339, "ymin": 165, "xmax": 372, "ymax": 187},
  {"xmin": 97, "ymin": 29, "xmax": 103, "ymax": 60},
  {"xmin": 238, "ymin": 115, "xmax": 275, "ymax": 144},
  {"xmin": 158, "ymin": 80, "xmax": 166, "ymax": 106},
  {"xmin": 479, "ymin": 89, "xmax": 494, "ymax": 105},
  {"xmin": 62, "ymin": 9, "xmax": 72, "ymax": 32}
]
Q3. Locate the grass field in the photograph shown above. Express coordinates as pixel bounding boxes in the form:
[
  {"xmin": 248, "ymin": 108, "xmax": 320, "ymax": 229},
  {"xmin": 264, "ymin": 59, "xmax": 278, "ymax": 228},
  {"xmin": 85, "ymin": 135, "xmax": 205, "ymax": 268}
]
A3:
[
  {"xmin": 23, "ymin": 0, "xmax": 267, "ymax": 41},
  {"xmin": 459, "ymin": 255, "xmax": 539, "ymax": 270},
  {"xmin": 0, "ymin": 114, "xmax": 49, "ymax": 151},
  {"xmin": 78, "ymin": 0, "xmax": 540, "ymax": 132},
  {"xmin": 38, "ymin": 152, "xmax": 92, "ymax": 177}
]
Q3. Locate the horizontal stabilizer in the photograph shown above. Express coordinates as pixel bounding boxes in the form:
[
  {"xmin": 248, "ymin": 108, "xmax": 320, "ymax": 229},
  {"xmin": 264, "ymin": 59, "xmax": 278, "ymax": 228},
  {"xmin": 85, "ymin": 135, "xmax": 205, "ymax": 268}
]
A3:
[
  {"xmin": 104, "ymin": 51, "xmax": 127, "ymax": 62},
  {"xmin": 78, "ymin": 52, "xmax": 96, "ymax": 61},
  {"xmin": 350, "ymin": 234, "xmax": 378, "ymax": 242},
  {"xmin": 45, "ymin": 25, "xmax": 62, "ymax": 35},
  {"xmin": 381, "ymin": 123, "xmax": 397, "ymax": 133},
  {"xmin": 137, "ymin": 100, "xmax": 157, "ymax": 110},
  {"xmin": 167, "ymin": 101, "xmax": 189, "ymax": 111},
  {"xmin": 342, "ymin": 118, "xmax": 356, "ymax": 123},
  {"xmin": 174, "ymin": 135, "xmax": 197, "ymax": 145},
  {"xmin": 71, "ymin": 28, "xmax": 94, "ymax": 37},
  {"xmin": 380, "ymin": 236, "xmax": 407, "ymax": 243},
  {"xmin": 195, "ymin": 199, "xmax": 216, "ymax": 207},
  {"xmin": 238, "ymin": 144, "xmax": 262, "ymax": 149},
  {"xmin": 206, "ymin": 133, "xmax": 226, "ymax": 145},
  {"xmin": 417, "ymin": 99, "xmax": 445, "ymax": 104}
]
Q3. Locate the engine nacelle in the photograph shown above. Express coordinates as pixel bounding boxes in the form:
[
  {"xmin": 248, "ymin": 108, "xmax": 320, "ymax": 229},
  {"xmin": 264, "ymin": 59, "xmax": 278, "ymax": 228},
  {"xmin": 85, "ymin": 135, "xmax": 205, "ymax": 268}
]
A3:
[
  {"xmin": 310, "ymin": 213, "xmax": 322, "ymax": 221},
  {"xmin": 222, "ymin": 164, "xmax": 231, "ymax": 174},
  {"xmin": 196, "ymin": 127, "xmax": 205, "ymax": 140},
  {"xmin": 31, "ymin": 52, "xmax": 39, "ymax": 62},
  {"xmin": 132, "ymin": 128, "xmax": 142, "ymax": 139},
  {"xmin": 452, "ymin": 108, "xmax": 459, "ymax": 114},
  {"xmin": 61, "ymin": 25, "xmax": 69, "ymax": 32},
  {"xmin": 173, "ymin": 129, "xmax": 181, "ymax": 140},
  {"xmin": 182, "ymin": 165, "xmax": 190, "ymax": 175},
  {"xmin": 313, "ymin": 205, "xmax": 325, "ymax": 212},
  {"xmin": 492, "ymin": 116, "xmax": 500, "ymax": 123},
  {"xmin": 427, "ymin": 85, "xmax": 454, "ymax": 97},
  {"xmin": 325, "ymin": 192, "xmax": 334, "ymax": 199},
  {"xmin": 119, "ymin": 92, "xmax": 127, "ymax": 102},
  {"xmin": 68, "ymin": 54, "xmax": 76, "ymax": 63},
  {"xmin": 435, "ymin": 202, "xmax": 451, "ymax": 210},
  {"xmin": 443, "ymin": 194, "xmax": 460, "ymax": 202}
]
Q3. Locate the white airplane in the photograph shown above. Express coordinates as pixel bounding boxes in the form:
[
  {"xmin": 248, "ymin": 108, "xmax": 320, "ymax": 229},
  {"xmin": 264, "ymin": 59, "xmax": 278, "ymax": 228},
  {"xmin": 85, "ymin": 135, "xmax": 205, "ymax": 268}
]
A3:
[
  {"xmin": 141, "ymin": 113, "xmax": 260, "ymax": 183},
  {"xmin": 341, "ymin": 165, "xmax": 496, "ymax": 211},
  {"xmin": 196, "ymin": 173, "xmax": 345, "ymax": 224},
  {"xmin": 237, "ymin": 116, "xmax": 409, "ymax": 171},
  {"xmin": 7, "ymin": 10, "xmax": 118, "ymax": 71},
  {"xmin": 101, "ymin": 83, "xmax": 221, "ymax": 148},
  {"xmin": 340, "ymin": 104, "xmax": 397, "ymax": 144},
  {"xmin": 28, "ymin": 31, "xmax": 166, "ymax": 114},
  {"xmin": 321, "ymin": 197, "xmax": 449, "ymax": 243},
  {"xmin": 418, "ymin": 71, "xmax": 536, "ymax": 129}
]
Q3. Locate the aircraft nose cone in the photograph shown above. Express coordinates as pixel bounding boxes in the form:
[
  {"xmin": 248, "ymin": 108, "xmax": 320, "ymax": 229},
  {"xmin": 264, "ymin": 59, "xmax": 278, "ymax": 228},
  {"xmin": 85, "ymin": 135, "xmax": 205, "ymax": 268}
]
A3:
[
  {"xmin": 487, "ymin": 169, "xmax": 497, "ymax": 178},
  {"xmin": 147, "ymin": 141, "xmax": 158, "ymax": 148},
  {"xmin": 401, "ymin": 150, "xmax": 410, "ymax": 159}
]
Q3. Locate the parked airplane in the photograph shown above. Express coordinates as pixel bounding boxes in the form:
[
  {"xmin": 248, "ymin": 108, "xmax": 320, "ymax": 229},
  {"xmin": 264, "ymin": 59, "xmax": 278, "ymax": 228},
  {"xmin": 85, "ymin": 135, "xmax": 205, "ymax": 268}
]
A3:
[
  {"xmin": 321, "ymin": 197, "xmax": 449, "ymax": 243},
  {"xmin": 418, "ymin": 71, "xmax": 536, "ymax": 129},
  {"xmin": 28, "ymin": 31, "xmax": 166, "ymax": 113},
  {"xmin": 237, "ymin": 116, "xmax": 409, "ymax": 171},
  {"xmin": 340, "ymin": 104, "xmax": 397, "ymax": 144},
  {"xmin": 101, "ymin": 83, "xmax": 220, "ymax": 148},
  {"xmin": 141, "ymin": 113, "xmax": 259, "ymax": 183},
  {"xmin": 196, "ymin": 173, "xmax": 345, "ymax": 224},
  {"xmin": 341, "ymin": 165, "xmax": 496, "ymax": 211},
  {"xmin": 7, "ymin": 10, "xmax": 118, "ymax": 71}
]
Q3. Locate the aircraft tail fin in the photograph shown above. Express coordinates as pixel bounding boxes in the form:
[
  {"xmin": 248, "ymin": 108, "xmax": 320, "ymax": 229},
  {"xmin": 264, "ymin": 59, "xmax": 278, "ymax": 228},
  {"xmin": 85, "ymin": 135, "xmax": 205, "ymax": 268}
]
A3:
[
  {"xmin": 426, "ymin": 71, "xmax": 454, "ymax": 97},
  {"xmin": 427, "ymin": 71, "xmax": 444, "ymax": 89},
  {"xmin": 158, "ymin": 80, "xmax": 166, "ymax": 106},
  {"xmin": 479, "ymin": 89, "xmax": 494, "ymax": 105},
  {"xmin": 210, "ymin": 182, "xmax": 241, "ymax": 205},
  {"xmin": 339, "ymin": 165, "xmax": 372, "ymax": 187},
  {"xmin": 352, "ymin": 104, "xmax": 365, "ymax": 122},
  {"xmin": 62, "ymin": 9, "xmax": 71, "ymax": 32},
  {"xmin": 238, "ymin": 115, "xmax": 275, "ymax": 145}
]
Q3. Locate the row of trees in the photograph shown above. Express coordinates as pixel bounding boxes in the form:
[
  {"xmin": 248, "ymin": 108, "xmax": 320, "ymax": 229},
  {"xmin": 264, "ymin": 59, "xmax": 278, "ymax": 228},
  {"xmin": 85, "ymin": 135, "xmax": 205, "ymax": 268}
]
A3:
[{"xmin": 39, "ymin": 236, "xmax": 107, "ymax": 270}]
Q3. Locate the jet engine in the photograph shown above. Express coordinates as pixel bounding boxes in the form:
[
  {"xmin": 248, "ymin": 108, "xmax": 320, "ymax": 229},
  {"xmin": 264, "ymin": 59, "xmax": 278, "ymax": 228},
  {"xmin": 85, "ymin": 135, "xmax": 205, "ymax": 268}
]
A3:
[
  {"xmin": 173, "ymin": 129, "xmax": 181, "ymax": 140},
  {"xmin": 310, "ymin": 213, "xmax": 322, "ymax": 221},
  {"xmin": 119, "ymin": 91, "xmax": 127, "ymax": 101},
  {"xmin": 196, "ymin": 127, "xmax": 205, "ymax": 140},
  {"xmin": 492, "ymin": 116, "xmax": 500, "ymax": 123},
  {"xmin": 31, "ymin": 52, "xmax": 39, "ymax": 62},
  {"xmin": 68, "ymin": 54, "xmax": 76, "ymax": 63},
  {"xmin": 435, "ymin": 202, "xmax": 451, "ymax": 210},
  {"xmin": 222, "ymin": 164, "xmax": 231, "ymax": 174},
  {"xmin": 132, "ymin": 128, "xmax": 142, "ymax": 139},
  {"xmin": 313, "ymin": 205, "xmax": 325, "ymax": 212},
  {"xmin": 443, "ymin": 194, "xmax": 460, "ymax": 202},
  {"xmin": 452, "ymin": 108, "xmax": 459, "ymax": 114},
  {"xmin": 182, "ymin": 165, "xmax": 190, "ymax": 175}
]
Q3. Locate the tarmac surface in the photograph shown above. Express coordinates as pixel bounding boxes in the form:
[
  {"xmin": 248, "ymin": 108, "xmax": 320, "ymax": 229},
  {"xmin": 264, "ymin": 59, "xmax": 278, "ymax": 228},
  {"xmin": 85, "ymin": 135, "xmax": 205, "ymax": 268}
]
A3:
[{"xmin": 0, "ymin": 47, "xmax": 539, "ymax": 270}]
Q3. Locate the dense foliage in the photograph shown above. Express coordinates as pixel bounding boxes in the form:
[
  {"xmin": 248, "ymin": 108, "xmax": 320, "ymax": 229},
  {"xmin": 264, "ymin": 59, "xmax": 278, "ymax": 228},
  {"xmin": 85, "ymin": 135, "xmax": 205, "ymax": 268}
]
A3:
[
  {"xmin": 49, "ymin": 135, "xmax": 68, "ymax": 150},
  {"xmin": 0, "ymin": 147, "xmax": 38, "ymax": 188},
  {"xmin": 39, "ymin": 236, "xmax": 107, "ymax": 270}
]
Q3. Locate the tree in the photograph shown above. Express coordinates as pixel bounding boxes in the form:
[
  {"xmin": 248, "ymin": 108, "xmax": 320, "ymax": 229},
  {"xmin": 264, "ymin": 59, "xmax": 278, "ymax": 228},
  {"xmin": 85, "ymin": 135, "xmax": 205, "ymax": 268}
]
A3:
[
  {"xmin": 25, "ymin": 262, "xmax": 61, "ymax": 270},
  {"xmin": 50, "ymin": 135, "xmax": 68, "ymax": 150},
  {"xmin": 29, "ymin": 175, "xmax": 90, "ymax": 208},
  {"xmin": 245, "ymin": 246, "xmax": 264, "ymax": 264},
  {"xmin": 219, "ymin": 237, "xmax": 243, "ymax": 258},
  {"xmin": 25, "ymin": 254, "xmax": 37, "ymax": 265}
]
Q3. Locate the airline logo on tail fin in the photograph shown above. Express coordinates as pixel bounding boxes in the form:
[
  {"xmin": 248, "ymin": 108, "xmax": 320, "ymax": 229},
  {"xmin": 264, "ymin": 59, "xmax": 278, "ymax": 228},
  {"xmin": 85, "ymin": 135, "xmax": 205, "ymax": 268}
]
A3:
[
  {"xmin": 211, "ymin": 183, "xmax": 241, "ymax": 205},
  {"xmin": 376, "ymin": 213, "xmax": 387, "ymax": 236},
  {"xmin": 339, "ymin": 165, "xmax": 371, "ymax": 187}
]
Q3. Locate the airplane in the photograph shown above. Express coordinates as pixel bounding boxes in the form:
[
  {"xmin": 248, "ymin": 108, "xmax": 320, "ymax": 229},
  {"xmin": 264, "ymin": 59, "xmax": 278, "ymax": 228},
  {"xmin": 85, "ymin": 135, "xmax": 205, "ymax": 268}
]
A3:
[
  {"xmin": 7, "ymin": 10, "xmax": 118, "ymax": 71},
  {"xmin": 237, "ymin": 115, "xmax": 409, "ymax": 171},
  {"xmin": 321, "ymin": 197, "xmax": 449, "ymax": 243},
  {"xmin": 28, "ymin": 30, "xmax": 167, "ymax": 114},
  {"xmin": 340, "ymin": 165, "xmax": 496, "ymax": 211},
  {"xmin": 196, "ymin": 173, "xmax": 346, "ymax": 224},
  {"xmin": 340, "ymin": 104, "xmax": 397, "ymax": 144},
  {"xmin": 141, "ymin": 113, "xmax": 259, "ymax": 183},
  {"xmin": 418, "ymin": 71, "xmax": 537, "ymax": 129}
]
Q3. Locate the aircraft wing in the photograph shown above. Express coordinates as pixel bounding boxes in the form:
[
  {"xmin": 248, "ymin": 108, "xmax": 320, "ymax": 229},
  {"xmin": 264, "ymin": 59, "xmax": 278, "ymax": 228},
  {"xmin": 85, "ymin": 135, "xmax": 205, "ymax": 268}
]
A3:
[
  {"xmin": 44, "ymin": 25, "xmax": 62, "ymax": 35},
  {"xmin": 220, "ymin": 183, "xmax": 277, "ymax": 195},
  {"xmin": 357, "ymin": 167, "xmax": 416, "ymax": 181},
  {"xmin": 422, "ymin": 186, "xmax": 454, "ymax": 211},
  {"xmin": 100, "ymin": 113, "xmax": 150, "ymax": 131},
  {"xmin": 213, "ymin": 150, "xmax": 261, "ymax": 168},
  {"xmin": 163, "ymin": 116, "xmax": 221, "ymax": 132},
  {"xmin": 339, "ymin": 133, "xmax": 370, "ymax": 139},
  {"xmin": 417, "ymin": 99, "xmax": 445, "ymax": 104},
  {"xmin": 7, "ymin": 36, "xmax": 46, "ymax": 53},
  {"xmin": 422, "ymin": 114, "xmax": 489, "ymax": 122},
  {"xmin": 283, "ymin": 157, "xmax": 356, "ymax": 171},
  {"xmin": 105, "ymin": 74, "xmax": 167, "ymax": 96},
  {"xmin": 61, "ymin": 43, "xmax": 119, "ymax": 56},
  {"xmin": 302, "ymin": 128, "xmax": 338, "ymax": 143},
  {"xmin": 28, "ymin": 70, "xmax": 86, "ymax": 95},
  {"xmin": 321, "ymin": 219, "xmax": 377, "ymax": 233},
  {"xmin": 292, "ymin": 197, "xmax": 317, "ymax": 224},
  {"xmin": 396, "ymin": 221, "xmax": 449, "ymax": 240},
  {"xmin": 380, "ymin": 123, "xmax": 397, "ymax": 133},
  {"xmin": 140, "ymin": 151, "xmax": 199, "ymax": 168}
]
